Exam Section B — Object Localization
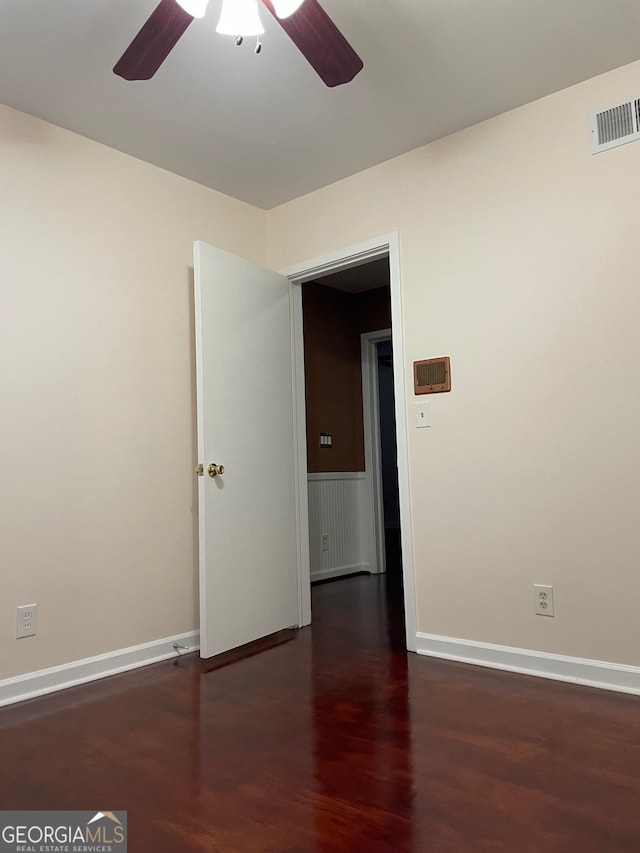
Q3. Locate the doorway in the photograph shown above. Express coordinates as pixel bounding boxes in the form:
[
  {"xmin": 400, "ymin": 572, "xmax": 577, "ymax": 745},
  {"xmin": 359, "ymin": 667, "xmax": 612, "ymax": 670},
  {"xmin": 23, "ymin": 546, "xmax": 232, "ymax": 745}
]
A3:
[
  {"xmin": 301, "ymin": 261, "xmax": 405, "ymax": 640},
  {"xmin": 283, "ymin": 233, "xmax": 417, "ymax": 652},
  {"xmin": 362, "ymin": 332, "xmax": 403, "ymax": 592},
  {"xmin": 376, "ymin": 339, "xmax": 402, "ymax": 589},
  {"xmin": 301, "ymin": 258, "xmax": 391, "ymax": 581}
]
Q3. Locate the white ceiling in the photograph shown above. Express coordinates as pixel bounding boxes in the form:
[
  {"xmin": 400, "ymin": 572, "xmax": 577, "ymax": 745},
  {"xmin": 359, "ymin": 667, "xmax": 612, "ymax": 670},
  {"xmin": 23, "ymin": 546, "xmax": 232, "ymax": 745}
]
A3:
[{"xmin": 1, "ymin": 0, "xmax": 640, "ymax": 209}]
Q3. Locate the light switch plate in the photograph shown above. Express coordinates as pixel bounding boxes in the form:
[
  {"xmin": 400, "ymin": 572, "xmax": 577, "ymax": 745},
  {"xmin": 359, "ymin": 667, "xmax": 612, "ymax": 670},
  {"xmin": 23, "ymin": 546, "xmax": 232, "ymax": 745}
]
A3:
[{"xmin": 415, "ymin": 402, "xmax": 431, "ymax": 428}]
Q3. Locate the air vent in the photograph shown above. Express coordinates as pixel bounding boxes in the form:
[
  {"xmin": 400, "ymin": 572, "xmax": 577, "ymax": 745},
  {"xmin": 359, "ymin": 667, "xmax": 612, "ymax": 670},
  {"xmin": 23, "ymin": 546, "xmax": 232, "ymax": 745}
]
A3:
[
  {"xmin": 414, "ymin": 357, "xmax": 451, "ymax": 395},
  {"xmin": 591, "ymin": 96, "xmax": 640, "ymax": 153}
]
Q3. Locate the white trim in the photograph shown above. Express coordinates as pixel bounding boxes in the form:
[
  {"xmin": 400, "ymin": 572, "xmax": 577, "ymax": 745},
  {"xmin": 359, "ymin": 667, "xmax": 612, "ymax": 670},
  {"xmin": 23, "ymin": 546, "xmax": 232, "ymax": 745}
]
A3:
[
  {"xmin": 280, "ymin": 236, "xmax": 395, "ymax": 284},
  {"xmin": 282, "ymin": 231, "xmax": 418, "ymax": 653},
  {"xmin": 361, "ymin": 329, "xmax": 391, "ymax": 576},
  {"xmin": 416, "ymin": 633, "xmax": 640, "ymax": 696},
  {"xmin": 0, "ymin": 631, "xmax": 200, "ymax": 708},
  {"xmin": 290, "ymin": 283, "xmax": 311, "ymax": 628},
  {"xmin": 388, "ymin": 234, "xmax": 417, "ymax": 652},
  {"xmin": 311, "ymin": 564, "xmax": 370, "ymax": 582},
  {"xmin": 307, "ymin": 472, "xmax": 366, "ymax": 482},
  {"xmin": 193, "ymin": 243, "xmax": 210, "ymax": 656}
]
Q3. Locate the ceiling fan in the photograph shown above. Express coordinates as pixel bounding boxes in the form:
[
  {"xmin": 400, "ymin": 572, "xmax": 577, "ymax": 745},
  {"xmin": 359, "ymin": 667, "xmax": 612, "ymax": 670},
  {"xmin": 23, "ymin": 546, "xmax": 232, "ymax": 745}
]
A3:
[{"xmin": 113, "ymin": 0, "xmax": 364, "ymax": 88}]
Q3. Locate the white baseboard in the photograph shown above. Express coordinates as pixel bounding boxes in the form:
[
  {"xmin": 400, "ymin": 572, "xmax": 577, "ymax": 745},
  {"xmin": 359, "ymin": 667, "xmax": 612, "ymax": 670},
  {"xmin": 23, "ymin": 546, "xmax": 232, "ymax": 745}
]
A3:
[
  {"xmin": 311, "ymin": 563, "xmax": 370, "ymax": 582},
  {"xmin": 416, "ymin": 632, "xmax": 640, "ymax": 696},
  {"xmin": 0, "ymin": 631, "xmax": 200, "ymax": 708}
]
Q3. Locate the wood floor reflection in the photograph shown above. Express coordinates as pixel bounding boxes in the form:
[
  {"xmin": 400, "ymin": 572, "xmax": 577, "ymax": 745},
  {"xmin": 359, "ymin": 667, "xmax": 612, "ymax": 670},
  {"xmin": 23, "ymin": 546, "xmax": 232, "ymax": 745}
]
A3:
[{"xmin": 1, "ymin": 575, "xmax": 639, "ymax": 851}]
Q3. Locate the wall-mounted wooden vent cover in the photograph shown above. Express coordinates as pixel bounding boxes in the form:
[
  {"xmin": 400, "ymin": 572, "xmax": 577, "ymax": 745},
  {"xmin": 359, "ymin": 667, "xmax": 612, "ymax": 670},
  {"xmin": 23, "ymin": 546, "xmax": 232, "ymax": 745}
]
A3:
[{"xmin": 414, "ymin": 357, "xmax": 451, "ymax": 394}]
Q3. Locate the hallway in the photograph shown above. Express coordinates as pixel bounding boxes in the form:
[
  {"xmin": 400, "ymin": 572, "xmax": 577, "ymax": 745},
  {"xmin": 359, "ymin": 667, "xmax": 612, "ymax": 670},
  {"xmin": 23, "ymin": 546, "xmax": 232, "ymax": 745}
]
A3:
[{"xmin": 1, "ymin": 575, "xmax": 639, "ymax": 851}]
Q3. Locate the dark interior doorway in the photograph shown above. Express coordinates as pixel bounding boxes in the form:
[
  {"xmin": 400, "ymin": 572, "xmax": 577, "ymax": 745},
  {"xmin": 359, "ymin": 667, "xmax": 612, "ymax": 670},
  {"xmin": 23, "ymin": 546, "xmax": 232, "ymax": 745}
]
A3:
[
  {"xmin": 301, "ymin": 257, "xmax": 405, "ymax": 643},
  {"xmin": 376, "ymin": 339, "xmax": 403, "ymax": 602}
]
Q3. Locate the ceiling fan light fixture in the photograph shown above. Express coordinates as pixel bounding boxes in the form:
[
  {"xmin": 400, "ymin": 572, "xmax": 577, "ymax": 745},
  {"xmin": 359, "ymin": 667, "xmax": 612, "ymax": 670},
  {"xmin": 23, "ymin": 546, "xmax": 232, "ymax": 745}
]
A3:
[
  {"xmin": 175, "ymin": 0, "xmax": 210, "ymax": 18},
  {"xmin": 216, "ymin": 0, "xmax": 264, "ymax": 36},
  {"xmin": 271, "ymin": 0, "xmax": 305, "ymax": 18}
]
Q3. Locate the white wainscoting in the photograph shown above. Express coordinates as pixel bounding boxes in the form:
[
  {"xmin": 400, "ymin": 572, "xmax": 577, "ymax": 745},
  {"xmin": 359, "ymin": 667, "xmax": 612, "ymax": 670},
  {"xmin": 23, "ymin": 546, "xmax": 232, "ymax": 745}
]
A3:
[{"xmin": 307, "ymin": 472, "xmax": 375, "ymax": 582}]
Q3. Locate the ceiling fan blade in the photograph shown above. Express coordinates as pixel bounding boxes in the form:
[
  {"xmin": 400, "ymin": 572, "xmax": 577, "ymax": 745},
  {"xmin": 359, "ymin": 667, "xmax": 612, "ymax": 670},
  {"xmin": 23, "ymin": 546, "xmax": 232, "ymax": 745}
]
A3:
[
  {"xmin": 261, "ymin": 0, "xmax": 363, "ymax": 88},
  {"xmin": 113, "ymin": 0, "xmax": 194, "ymax": 81}
]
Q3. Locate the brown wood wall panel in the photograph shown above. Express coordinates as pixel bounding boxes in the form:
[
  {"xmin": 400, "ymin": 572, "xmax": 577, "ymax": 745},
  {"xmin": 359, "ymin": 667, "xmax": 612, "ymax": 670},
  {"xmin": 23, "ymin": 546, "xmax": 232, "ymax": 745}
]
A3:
[
  {"xmin": 357, "ymin": 284, "xmax": 392, "ymax": 335},
  {"xmin": 303, "ymin": 284, "xmax": 391, "ymax": 473}
]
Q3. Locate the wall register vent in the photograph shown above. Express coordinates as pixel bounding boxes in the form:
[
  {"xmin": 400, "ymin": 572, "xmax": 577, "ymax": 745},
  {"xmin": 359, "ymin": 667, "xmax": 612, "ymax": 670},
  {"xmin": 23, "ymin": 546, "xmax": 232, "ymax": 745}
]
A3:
[
  {"xmin": 591, "ymin": 96, "xmax": 640, "ymax": 154},
  {"xmin": 414, "ymin": 357, "xmax": 451, "ymax": 395}
]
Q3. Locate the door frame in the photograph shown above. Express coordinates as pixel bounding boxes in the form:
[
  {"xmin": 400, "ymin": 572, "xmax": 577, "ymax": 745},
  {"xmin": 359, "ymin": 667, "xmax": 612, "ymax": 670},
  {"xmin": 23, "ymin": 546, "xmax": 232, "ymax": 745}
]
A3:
[
  {"xmin": 361, "ymin": 328, "xmax": 392, "ymax": 578},
  {"xmin": 280, "ymin": 232, "xmax": 417, "ymax": 653}
]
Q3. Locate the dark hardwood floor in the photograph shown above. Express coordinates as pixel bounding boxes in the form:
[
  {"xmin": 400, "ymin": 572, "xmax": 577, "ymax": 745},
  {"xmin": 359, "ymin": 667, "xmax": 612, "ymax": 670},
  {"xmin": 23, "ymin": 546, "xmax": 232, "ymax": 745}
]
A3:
[{"xmin": 1, "ymin": 575, "xmax": 639, "ymax": 852}]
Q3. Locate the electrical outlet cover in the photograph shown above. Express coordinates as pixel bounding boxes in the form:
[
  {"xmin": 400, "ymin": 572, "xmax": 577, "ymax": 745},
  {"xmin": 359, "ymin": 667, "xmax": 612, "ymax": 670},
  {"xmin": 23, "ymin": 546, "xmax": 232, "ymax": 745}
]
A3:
[
  {"xmin": 17, "ymin": 603, "xmax": 37, "ymax": 638},
  {"xmin": 533, "ymin": 584, "xmax": 554, "ymax": 617}
]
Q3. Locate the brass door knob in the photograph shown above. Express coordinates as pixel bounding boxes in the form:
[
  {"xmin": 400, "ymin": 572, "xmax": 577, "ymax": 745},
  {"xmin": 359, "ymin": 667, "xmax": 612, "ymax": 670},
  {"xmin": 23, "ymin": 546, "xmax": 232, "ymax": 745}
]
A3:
[{"xmin": 207, "ymin": 463, "xmax": 225, "ymax": 477}]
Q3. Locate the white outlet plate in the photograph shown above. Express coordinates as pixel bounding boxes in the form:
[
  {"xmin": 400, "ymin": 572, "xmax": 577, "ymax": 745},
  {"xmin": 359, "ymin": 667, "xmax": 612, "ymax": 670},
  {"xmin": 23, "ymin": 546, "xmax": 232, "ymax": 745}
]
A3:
[
  {"xmin": 533, "ymin": 585, "xmax": 554, "ymax": 617},
  {"xmin": 321, "ymin": 534, "xmax": 329, "ymax": 552},
  {"xmin": 17, "ymin": 603, "xmax": 37, "ymax": 638}
]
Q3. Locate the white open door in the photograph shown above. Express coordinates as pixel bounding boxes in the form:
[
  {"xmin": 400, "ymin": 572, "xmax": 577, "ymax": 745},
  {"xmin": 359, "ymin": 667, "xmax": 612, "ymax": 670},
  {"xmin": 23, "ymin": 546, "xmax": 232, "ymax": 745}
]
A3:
[{"xmin": 194, "ymin": 241, "xmax": 299, "ymax": 658}]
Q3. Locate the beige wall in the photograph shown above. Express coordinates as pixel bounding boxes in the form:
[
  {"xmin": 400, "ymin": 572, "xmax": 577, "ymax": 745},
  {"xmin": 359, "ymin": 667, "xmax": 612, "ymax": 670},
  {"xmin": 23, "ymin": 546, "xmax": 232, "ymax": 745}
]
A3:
[
  {"xmin": 4, "ymin": 55, "xmax": 640, "ymax": 685},
  {"xmin": 0, "ymin": 104, "xmax": 267, "ymax": 680},
  {"xmin": 269, "ymin": 60, "xmax": 640, "ymax": 666}
]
